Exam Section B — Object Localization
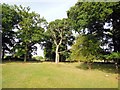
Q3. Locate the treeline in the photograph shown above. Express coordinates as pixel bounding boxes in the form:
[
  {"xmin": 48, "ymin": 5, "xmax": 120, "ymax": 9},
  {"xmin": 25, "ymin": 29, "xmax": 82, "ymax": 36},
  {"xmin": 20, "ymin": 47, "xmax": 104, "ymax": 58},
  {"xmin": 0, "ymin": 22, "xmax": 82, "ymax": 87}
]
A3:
[
  {"xmin": 1, "ymin": 2, "xmax": 120, "ymax": 69},
  {"xmin": 68, "ymin": 2, "xmax": 120, "ymax": 70}
]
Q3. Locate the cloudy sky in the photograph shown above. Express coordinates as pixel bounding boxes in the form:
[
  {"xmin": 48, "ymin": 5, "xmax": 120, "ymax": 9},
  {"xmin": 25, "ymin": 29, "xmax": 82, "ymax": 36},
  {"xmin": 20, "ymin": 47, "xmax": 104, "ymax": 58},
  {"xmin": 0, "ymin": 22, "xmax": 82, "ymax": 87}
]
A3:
[
  {"xmin": 1, "ymin": 0, "xmax": 78, "ymax": 22},
  {"xmin": 1, "ymin": 0, "xmax": 78, "ymax": 57}
]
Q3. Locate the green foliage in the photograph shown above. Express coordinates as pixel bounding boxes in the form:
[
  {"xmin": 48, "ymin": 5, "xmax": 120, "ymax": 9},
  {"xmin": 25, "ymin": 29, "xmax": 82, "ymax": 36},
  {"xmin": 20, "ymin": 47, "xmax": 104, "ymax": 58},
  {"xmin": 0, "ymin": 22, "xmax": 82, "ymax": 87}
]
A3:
[
  {"xmin": 32, "ymin": 56, "xmax": 44, "ymax": 61},
  {"xmin": 2, "ymin": 2, "xmax": 120, "ymax": 63},
  {"xmin": 70, "ymin": 35, "xmax": 101, "ymax": 62},
  {"xmin": 42, "ymin": 30, "xmax": 55, "ymax": 61},
  {"xmin": 104, "ymin": 52, "xmax": 120, "ymax": 60},
  {"xmin": 2, "ymin": 3, "xmax": 21, "ymax": 59},
  {"xmin": 67, "ymin": 2, "xmax": 115, "ymax": 31},
  {"xmin": 45, "ymin": 18, "xmax": 74, "ymax": 62},
  {"xmin": 67, "ymin": 2, "xmax": 120, "ymax": 53},
  {"xmin": 48, "ymin": 18, "xmax": 73, "ymax": 46},
  {"xmin": 13, "ymin": 5, "xmax": 47, "ymax": 61}
]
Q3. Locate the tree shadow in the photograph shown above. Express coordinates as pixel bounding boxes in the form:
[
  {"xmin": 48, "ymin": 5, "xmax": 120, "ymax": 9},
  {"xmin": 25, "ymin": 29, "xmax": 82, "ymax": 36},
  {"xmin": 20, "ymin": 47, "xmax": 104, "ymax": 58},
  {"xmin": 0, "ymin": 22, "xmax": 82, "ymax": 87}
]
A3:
[
  {"xmin": 76, "ymin": 62, "xmax": 120, "ymax": 74},
  {"xmin": 2, "ymin": 59, "xmax": 43, "ymax": 64}
]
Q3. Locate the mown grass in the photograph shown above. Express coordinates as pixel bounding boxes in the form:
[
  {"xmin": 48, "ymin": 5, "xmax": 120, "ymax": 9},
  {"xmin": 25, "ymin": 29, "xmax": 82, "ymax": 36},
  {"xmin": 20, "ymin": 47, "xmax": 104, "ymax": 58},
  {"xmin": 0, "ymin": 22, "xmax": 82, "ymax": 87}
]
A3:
[{"xmin": 2, "ymin": 62, "xmax": 118, "ymax": 88}]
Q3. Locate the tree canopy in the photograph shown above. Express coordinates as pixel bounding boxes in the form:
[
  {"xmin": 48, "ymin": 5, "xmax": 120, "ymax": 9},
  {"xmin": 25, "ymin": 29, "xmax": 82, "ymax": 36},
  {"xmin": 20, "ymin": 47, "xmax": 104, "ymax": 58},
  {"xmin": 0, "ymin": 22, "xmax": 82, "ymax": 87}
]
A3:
[
  {"xmin": 2, "ymin": 3, "xmax": 21, "ymax": 59},
  {"xmin": 2, "ymin": 4, "xmax": 47, "ymax": 61},
  {"xmin": 67, "ymin": 2, "xmax": 120, "ymax": 68},
  {"xmin": 70, "ymin": 34, "xmax": 101, "ymax": 69},
  {"xmin": 47, "ymin": 18, "xmax": 74, "ymax": 63},
  {"xmin": 13, "ymin": 5, "xmax": 47, "ymax": 62},
  {"xmin": 67, "ymin": 2, "xmax": 120, "ymax": 53},
  {"xmin": 2, "ymin": 2, "xmax": 120, "ymax": 67}
]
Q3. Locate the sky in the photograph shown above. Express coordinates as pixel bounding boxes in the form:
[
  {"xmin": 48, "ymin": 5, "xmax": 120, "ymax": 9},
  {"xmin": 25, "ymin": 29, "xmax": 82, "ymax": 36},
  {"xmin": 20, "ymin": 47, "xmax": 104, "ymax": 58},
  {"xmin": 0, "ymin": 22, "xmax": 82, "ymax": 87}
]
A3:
[
  {"xmin": 1, "ymin": 0, "xmax": 78, "ymax": 57},
  {"xmin": 1, "ymin": 0, "xmax": 78, "ymax": 22}
]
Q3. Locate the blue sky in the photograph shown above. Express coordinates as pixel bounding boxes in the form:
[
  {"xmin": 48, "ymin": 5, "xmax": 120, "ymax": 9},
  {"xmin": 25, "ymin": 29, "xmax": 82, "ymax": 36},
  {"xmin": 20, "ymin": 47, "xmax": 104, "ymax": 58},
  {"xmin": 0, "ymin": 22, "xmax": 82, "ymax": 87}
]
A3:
[{"xmin": 1, "ymin": 0, "xmax": 78, "ymax": 57}]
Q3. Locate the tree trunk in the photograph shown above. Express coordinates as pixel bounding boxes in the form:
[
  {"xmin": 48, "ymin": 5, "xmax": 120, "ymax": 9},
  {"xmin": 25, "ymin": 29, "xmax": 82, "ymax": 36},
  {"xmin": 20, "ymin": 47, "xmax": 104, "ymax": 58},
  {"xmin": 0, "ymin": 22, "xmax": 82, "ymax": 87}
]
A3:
[
  {"xmin": 24, "ymin": 45, "xmax": 27, "ymax": 62},
  {"xmin": 2, "ymin": 49, "xmax": 5, "ymax": 60},
  {"xmin": 112, "ymin": 36, "xmax": 118, "ymax": 52},
  {"xmin": 55, "ymin": 45, "xmax": 59, "ymax": 64},
  {"xmin": 115, "ymin": 60, "xmax": 118, "ymax": 73},
  {"xmin": 87, "ymin": 62, "xmax": 92, "ymax": 70},
  {"xmin": 24, "ymin": 54, "xmax": 27, "ymax": 62}
]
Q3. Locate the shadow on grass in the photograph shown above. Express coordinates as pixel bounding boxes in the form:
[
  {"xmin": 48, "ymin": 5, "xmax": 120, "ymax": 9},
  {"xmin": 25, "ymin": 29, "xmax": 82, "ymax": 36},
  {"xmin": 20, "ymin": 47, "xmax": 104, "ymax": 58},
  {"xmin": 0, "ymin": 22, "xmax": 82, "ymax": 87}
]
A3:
[
  {"xmin": 2, "ymin": 59, "xmax": 43, "ymax": 64},
  {"xmin": 76, "ymin": 62, "xmax": 119, "ymax": 74}
]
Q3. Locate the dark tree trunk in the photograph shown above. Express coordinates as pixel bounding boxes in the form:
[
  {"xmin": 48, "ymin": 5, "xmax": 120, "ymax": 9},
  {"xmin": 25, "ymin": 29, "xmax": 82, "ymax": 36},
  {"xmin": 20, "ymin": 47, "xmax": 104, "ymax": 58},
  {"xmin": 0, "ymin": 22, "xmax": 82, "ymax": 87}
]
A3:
[
  {"xmin": 115, "ymin": 60, "xmax": 118, "ymax": 73},
  {"xmin": 2, "ymin": 49, "xmax": 5, "ymax": 60},
  {"xmin": 112, "ymin": 36, "xmax": 118, "ymax": 52}
]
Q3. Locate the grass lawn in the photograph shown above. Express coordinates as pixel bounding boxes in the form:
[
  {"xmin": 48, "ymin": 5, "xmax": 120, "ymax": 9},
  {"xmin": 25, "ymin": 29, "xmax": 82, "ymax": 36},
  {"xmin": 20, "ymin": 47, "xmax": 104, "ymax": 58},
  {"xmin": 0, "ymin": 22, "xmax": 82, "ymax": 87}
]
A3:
[{"xmin": 2, "ymin": 62, "xmax": 118, "ymax": 88}]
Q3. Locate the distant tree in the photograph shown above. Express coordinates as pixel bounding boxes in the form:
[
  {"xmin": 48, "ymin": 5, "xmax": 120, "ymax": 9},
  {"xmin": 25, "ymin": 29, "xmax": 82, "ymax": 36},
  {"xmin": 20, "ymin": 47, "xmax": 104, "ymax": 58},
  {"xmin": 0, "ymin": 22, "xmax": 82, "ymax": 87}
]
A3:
[
  {"xmin": 2, "ymin": 3, "xmax": 21, "ymax": 59},
  {"xmin": 14, "ymin": 5, "xmax": 47, "ymax": 62},
  {"xmin": 47, "ymin": 18, "xmax": 74, "ymax": 63},
  {"xmin": 70, "ymin": 35, "xmax": 101, "ymax": 69},
  {"xmin": 42, "ymin": 30, "xmax": 55, "ymax": 61}
]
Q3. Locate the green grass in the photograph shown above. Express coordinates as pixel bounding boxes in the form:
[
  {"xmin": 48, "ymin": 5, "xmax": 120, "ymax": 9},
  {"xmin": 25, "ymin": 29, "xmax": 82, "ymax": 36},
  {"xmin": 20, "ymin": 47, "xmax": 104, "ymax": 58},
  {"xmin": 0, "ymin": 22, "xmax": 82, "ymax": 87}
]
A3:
[{"xmin": 2, "ymin": 62, "xmax": 118, "ymax": 88}]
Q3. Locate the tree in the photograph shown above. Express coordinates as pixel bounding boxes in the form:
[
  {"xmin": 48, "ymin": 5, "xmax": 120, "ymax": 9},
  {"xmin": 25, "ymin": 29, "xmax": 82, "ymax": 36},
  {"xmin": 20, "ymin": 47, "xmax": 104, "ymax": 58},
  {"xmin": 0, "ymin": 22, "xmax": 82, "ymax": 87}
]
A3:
[
  {"xmin": 70, "ymin": 35, "xmax": 101, "ymax": 69},
  {"xmin": 67, "ymin": 2, "xmax": 120, "ymax": 53},
  {"xmin": 14, "ymin": 5, "xmax": 47, "ymax": 62},
  {"xmin": 0, "ymin": 5, "xmax": 1, "ymax": 86},
  {"xmin": 43, "ymin": 28, "xmax": 74, "ymax": 62},
  {"xmin": 2, "ymin": 3, "xmax": 21, "ymax": 59},
  {"xmin": 106, "ymin": 2, "xmax": 120, "ymax": 52},
  {"xmin": 42, "ymin": 30, "xmax": 55, "ymax": 61},
  {"xmin": 103, "ymin": 52, "xmax": 120, "ymax": 72},
  {"xmin": 48, "ymin": 18, "xmax": 74, "ymax": 63}
]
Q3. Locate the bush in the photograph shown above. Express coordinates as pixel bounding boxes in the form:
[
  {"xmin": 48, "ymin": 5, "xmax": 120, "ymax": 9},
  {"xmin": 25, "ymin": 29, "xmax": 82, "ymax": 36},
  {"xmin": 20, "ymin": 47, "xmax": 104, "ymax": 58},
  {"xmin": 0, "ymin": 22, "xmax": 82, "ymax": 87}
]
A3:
[{"xmin": 32, "ymin": 56, "xmax": 45, "ymax": 61}]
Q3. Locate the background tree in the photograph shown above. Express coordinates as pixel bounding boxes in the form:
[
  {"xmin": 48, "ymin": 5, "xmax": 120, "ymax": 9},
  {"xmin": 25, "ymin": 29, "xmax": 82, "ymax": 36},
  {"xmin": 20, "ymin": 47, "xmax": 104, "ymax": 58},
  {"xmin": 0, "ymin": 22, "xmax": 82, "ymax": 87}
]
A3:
[
  {"xmin": 0, "ymin": 4, "xmax": 2, "ymax": 60},
  {"xmin": 14, "ymin": 5, "xmax": 47, "ymax": 62},
  {"xmin": 47, "ymin": 18, "xmax": 74, "ymax": 63},
  {"xmin": 70, "ymin": 35, "xmax": 101, "ymax": 69},
  {"xmin": 2, "ymin": 3, "xmax": 21, "ymax": 60},
  {"xmin": 67, "ymin": 2, "xmax": 120, "ymax": 64},
  {"xmin": 102, "ymin": 52, "xmax": 120, "ymax": 72},
  {"xmin": 42, "ymin": 30, "xmax": 55, "ymax": 61},
  {"xmin": 67, "ymin": 2, "xmax": 120, "ymax": 52}
]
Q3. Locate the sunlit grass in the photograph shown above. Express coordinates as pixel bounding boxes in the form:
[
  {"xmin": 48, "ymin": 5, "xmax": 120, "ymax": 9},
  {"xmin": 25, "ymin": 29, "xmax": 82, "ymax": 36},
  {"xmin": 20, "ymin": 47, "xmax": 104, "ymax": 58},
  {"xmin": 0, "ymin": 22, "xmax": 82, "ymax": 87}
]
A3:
[{"xmin": 2, "ymin": 62, "xmax": 118, "ymax": 88}]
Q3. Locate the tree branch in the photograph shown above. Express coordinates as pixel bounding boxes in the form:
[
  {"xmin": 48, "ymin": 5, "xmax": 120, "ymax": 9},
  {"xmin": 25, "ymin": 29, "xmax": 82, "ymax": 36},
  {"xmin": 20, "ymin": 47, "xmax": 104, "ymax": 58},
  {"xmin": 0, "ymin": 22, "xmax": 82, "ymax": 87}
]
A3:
[
  {"xmin": 58, "ymin": 30, "xmax": 63, "ymax": 46},
  {"xmin": 50, "ymin": 28, "xmax": 57, "ymax": 45},
  {"xmin": 58, "ymin": 50, "xmax": 68, "ymax": 54}
]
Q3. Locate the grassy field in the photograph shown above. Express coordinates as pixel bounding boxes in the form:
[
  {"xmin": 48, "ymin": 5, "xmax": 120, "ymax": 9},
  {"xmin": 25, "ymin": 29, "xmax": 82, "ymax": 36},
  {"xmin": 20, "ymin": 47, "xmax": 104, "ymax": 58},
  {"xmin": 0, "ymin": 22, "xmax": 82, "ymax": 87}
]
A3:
[{"xmin": 2, "ymin": 62, "xmax": 118, "ymax": 88}]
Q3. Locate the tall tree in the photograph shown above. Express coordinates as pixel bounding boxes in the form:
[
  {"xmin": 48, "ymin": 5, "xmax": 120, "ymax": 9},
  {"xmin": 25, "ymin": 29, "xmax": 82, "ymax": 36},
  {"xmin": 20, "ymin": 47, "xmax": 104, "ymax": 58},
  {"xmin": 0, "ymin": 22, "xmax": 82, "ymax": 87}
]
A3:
[
  {"xmin": 43, "ymin": 27, "xmax": 74, "ymax": 62},
  {"xmin": 14, "ymin": 5, "xmax": 47, "ymax": 62},
  {"xmin": 48, "ymin": 18, "xmax": 74, "ymax": 63},
  {"xmin": 67, "ymin": 2, "xmax": 120, "ymax": 53},
  {"xmin": 70, "ymin": 35, "xmax": 101, "ymax": 69},
  {"xmin": 106, "ymin": 2, "xmax": 120, "ymax": 52},
  {"xmin": 0, "ymin": 4, "xmax": 1, "ymax": 87},
  {"xmin": 2, "ymin": 3, "xmax": 21, "ymax": 59}
]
